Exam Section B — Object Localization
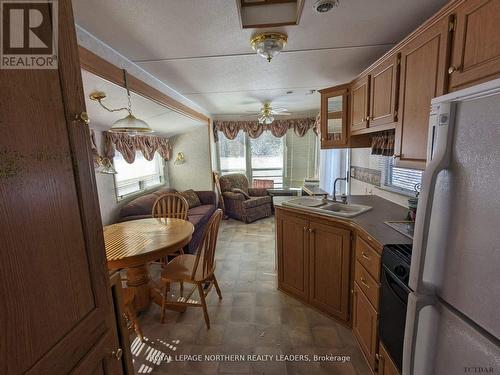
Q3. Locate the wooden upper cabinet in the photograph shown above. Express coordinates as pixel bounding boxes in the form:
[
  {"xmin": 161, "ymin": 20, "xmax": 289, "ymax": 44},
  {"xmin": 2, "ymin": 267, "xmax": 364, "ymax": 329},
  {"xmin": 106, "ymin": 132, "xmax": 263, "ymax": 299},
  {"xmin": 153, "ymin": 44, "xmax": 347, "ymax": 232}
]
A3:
[
  {"xmin": 350, "ymin": 76, "xmax": 370, "ymax": 132},
  {"xmin": 395, "ymin": 16, "xmax": 451, "ymax": 169},
  {"xmin": 449, "ymin": 0, "xmax": 500, "ymax": 89},
  {"xmin": 319, "ymin": 85, "xmax": 349, "ymax": 148},
  {"xmin": 308, "ymin": 220, "xmax": 351, "ymax": 322},
  {"xmin": 369, "ymin": 54, "xmax": 400, "ymax": 128},
  {"xmin": 276, "ymin": 212, "xmax": 309, "ymax": 301}
]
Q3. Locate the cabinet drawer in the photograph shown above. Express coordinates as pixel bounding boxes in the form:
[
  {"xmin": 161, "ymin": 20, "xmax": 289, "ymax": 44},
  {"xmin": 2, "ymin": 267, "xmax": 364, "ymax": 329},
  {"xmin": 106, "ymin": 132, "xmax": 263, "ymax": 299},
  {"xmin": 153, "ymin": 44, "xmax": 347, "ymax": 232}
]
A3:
[
  {"xmin": 355, "ymin": 261, "xmax": 380, "ymax": 310},
  {"xmin": 356, "ymin": 237, "xmax": 381, "ymax": 281}
]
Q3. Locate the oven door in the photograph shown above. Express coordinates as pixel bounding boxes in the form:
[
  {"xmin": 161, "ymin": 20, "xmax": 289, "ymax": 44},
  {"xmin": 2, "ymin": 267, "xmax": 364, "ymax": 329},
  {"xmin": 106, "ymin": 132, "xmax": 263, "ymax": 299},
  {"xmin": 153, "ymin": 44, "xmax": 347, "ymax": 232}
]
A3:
[{"xmin": 379, "ymin": 264, "xmax": 411, "ymax": 371}]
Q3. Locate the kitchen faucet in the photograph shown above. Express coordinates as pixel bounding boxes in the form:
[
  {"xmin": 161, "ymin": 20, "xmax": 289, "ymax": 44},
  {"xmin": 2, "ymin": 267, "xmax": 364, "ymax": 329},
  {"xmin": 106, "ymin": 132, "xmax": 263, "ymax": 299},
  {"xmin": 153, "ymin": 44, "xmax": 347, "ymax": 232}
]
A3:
[{"xmin": 332, "ymin": 173, "xmax": 349, "ymax": 203}]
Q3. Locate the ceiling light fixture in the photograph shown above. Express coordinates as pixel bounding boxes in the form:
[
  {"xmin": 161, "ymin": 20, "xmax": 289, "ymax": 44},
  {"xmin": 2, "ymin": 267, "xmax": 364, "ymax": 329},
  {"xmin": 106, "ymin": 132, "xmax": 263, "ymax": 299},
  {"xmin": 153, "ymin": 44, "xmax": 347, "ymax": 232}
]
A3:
[
  {"xmin": 89, "ymin": 69, "xmax": 153, "ymax": 135},
  {"xmin": 313, "ymin": 0, "xmax": 339, "ymax": 13},
  {"xmin": 250, "ymin": 32, "xmax": 288, "ymax": 62},
  {"xmin": 258, "ymin": 103, "xmax": 275, "ymax": 124}
]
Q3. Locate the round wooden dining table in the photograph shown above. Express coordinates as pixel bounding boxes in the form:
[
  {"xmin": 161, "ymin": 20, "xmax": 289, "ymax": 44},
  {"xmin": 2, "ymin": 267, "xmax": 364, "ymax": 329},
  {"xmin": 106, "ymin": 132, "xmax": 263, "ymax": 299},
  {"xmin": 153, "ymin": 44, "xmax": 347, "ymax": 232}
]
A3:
[{"xmin": 104, "ymin": 218, "xmax": 194, "ymax": 312}]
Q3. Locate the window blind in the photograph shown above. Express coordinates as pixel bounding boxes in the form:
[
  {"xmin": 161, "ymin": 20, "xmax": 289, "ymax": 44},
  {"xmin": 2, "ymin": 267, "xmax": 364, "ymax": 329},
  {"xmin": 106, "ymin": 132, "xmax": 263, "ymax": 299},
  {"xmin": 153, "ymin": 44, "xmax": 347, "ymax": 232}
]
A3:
[{"xmin": 379, "ymin": 156, "xmax": 422, "ymax": 195}]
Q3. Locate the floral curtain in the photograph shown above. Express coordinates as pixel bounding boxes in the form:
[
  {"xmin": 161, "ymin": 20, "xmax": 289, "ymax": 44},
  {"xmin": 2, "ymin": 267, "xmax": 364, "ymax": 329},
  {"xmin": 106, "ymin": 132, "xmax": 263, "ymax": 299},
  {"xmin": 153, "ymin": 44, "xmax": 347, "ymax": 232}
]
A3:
[
  {"xmin": 104, "ymin": 131, "xmax": 172, "ymax": 164},
  {"xmin": 371, "ymin": 131, "xmax": 395, "ymax": 156},
  {"xmin": 213, "ymin": 117, "xmax": 317, "ymax": 141},
  {"xmin": 313, "ymin": 113, "xmax": 321, "ymax": 136}
]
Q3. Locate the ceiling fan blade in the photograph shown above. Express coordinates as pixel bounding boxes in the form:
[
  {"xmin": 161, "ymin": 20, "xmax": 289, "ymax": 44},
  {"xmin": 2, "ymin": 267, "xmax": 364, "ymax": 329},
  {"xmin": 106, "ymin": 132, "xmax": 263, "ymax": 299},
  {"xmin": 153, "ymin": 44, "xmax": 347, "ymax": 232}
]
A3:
[
  {"xmin": 275, "ymin": 112, "xmax": 292, "ymax": 116},
  {"xmin": 271, "ymin": 108, "xmax": 288, "ymax": 112}
]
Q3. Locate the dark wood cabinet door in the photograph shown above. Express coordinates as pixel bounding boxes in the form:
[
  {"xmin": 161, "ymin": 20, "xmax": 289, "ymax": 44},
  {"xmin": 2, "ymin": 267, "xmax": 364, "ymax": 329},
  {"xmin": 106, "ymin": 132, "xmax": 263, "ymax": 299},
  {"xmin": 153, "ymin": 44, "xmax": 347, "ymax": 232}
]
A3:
[
  {"xmin": 449, "ymin": 0, "xmax": 500, "ymax": 90},
  {"xmin": 352, "ymin": 283, "xmax": 379, "ymax": 370},
  {"xmin": 350, "ymin": 76, "xmax": 370, "ymax": 132},
  {"xmin": 308, "ymin": 220, "xmax": 351, "ymax": 322},
  {"xmin": 369, "ymin": 54, "xmax": 400, "ymax": 128},
  {"xmin": 377, "ymin": 342, "xmax": 401, "ymax": 375},
  {"xmin": 0, "ymin": 2, "xmax": 123, "ymax": 374},
  {"xmin": 276, "ymin": 211, "xmax": 309, "ymax": 300},
  {"xmin": 395, "ymin": 17, "xmax": 451, "ymax": 169}
]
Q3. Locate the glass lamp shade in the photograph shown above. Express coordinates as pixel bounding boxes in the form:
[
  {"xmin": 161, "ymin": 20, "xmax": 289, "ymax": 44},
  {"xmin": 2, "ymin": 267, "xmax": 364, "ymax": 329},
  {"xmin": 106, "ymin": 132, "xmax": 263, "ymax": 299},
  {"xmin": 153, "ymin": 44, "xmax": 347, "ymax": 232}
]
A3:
[
  {"xmin": 109, "ymin": 113, "xmax": 153, "ymax": 134},
  {"xmin": 251, "ymin": 33, "xmax": 287, "ymax": 62},
  {"xmin": 258, "ymin": 115, "xmax": 275, "ymax": 125}
]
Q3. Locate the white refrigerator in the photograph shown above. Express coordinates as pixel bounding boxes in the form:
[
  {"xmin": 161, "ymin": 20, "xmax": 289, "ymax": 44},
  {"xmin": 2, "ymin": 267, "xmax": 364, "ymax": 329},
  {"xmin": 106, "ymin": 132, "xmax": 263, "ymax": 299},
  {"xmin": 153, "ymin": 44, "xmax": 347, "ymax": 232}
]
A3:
[{"xmin": 403, "ymin": 78, "xmax": 500, "ymax": 375}]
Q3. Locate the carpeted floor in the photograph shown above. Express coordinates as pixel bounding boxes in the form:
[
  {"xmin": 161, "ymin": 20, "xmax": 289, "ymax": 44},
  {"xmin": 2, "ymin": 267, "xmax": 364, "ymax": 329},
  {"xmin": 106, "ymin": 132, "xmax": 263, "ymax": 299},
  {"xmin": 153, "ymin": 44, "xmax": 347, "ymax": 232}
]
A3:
[{"xmin": 130, "ymin": 216, "xmax": 371, "ymax": 375}]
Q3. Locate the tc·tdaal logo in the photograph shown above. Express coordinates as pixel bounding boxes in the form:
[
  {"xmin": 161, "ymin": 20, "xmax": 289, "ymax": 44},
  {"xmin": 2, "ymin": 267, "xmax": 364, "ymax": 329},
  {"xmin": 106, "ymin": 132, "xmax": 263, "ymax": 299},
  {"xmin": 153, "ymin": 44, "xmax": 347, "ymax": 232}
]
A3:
[{"xmin": 1, "ymin": 1, "xmax": 58, "ymax": 69}]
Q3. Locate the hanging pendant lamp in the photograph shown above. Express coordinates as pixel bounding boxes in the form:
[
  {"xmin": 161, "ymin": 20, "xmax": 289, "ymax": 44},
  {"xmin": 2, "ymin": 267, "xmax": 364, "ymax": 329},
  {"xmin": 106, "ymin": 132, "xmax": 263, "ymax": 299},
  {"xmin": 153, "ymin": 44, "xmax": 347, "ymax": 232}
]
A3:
[{"xmin": 89, "ymin": 69, "xmax": 153, "ymax": 135}]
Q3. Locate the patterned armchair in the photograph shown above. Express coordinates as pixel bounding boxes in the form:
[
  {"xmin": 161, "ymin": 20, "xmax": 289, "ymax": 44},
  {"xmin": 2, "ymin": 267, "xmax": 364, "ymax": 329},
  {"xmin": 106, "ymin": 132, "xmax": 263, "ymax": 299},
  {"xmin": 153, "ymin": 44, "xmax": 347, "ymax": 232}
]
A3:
[{"xmin": 218, "ymin": 173, "xmax": 273, "ymax": 223}]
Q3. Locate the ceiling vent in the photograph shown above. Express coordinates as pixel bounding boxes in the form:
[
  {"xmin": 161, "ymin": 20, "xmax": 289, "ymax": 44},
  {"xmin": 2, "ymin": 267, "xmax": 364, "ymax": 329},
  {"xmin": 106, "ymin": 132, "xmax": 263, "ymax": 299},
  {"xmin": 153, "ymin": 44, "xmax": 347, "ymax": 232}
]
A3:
[{"xmin": 313, "ymin": 0, "xmax": 338, "ymax": 13}]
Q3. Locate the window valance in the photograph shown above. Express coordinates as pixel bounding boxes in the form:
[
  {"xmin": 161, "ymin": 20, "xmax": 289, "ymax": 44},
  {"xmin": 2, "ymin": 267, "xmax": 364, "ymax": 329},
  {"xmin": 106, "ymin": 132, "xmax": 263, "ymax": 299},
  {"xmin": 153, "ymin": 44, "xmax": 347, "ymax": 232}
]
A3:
[
  {"xmin": 213, "ymin": 117, "xmax": 318, "ymax": 141},
  {"xmin": 104, "ymin": 131, "xmax": 172, "ymax": 164},
  {"xmin": 371, "ymin": 131, "xmax": 395, "ymax": 156}
]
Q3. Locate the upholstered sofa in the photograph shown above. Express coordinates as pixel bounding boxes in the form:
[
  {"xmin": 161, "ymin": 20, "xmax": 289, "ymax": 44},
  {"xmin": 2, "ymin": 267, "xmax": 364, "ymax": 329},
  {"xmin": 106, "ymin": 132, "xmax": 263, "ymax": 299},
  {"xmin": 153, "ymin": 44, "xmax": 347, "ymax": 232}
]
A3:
[
  {"xmin": 118, "ymin": 187, "xmax": 216, "ymax": 254},
  {"xmin": 218, "ymin": 173, "xmax": 272, "ymax": 223}
]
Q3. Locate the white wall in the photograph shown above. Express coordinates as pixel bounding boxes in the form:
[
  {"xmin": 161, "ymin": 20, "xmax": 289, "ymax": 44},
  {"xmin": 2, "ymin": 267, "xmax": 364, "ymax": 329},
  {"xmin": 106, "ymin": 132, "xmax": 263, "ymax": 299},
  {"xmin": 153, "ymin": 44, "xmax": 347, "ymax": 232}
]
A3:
[
  {"xmin": 350, "ymin": 148, "xmax": 409, "ymax": 207},
  {"xmin": 167, "ymin": 128, "xmax": 213, "ymax": 191}
]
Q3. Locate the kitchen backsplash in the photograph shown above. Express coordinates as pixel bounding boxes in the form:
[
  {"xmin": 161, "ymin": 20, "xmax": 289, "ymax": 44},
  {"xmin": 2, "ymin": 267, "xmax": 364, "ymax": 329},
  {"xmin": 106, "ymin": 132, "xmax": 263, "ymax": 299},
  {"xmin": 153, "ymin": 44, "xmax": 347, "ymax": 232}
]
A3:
[{"xmin": 350, "ymin": 166, "xmax": 381, "ymax": 186}]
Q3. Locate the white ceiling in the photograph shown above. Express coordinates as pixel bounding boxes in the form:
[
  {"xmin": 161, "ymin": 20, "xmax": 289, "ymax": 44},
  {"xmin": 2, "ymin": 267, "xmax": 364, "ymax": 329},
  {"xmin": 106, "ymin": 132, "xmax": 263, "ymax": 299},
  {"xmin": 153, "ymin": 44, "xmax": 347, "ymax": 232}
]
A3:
[
  {"xmin": 82, "ymin": 69, "xmax": 205, "ymax": 136},
  {"xmin": 73, "ymin": 0, "xmax": 448, "ymax": 118}
]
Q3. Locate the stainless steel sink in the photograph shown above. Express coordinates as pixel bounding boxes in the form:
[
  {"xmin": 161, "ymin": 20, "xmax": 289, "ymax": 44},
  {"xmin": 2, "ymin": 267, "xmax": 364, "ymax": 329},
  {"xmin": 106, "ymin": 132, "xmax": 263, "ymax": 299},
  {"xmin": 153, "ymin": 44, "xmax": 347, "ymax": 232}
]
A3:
[{"xmin": 282, "ymin": 197, "xmax": 372, "ymax": 218}]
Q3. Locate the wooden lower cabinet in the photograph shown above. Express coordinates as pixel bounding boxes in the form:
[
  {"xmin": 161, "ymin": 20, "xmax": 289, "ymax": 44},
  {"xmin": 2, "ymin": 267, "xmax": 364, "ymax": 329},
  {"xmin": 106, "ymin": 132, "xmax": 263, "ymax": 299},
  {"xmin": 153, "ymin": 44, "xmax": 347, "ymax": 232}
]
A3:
[
  {"xmin": 378, "ymin": 342, "xmax": 401, "ymax": 375},
  {"xmin": 309, "ymin": 221, "xmax": 351, "ymax": 322},
  {"xmin": 352, "ymin": 282, "xmax": 379, "ymax": 370},
  {"xmin": 276, "ymin": 212, "xmax": 310, "ymax": 301},
  {"xmin": 276, "ymin": 208, "xmax": 351, "ymax": 323}
]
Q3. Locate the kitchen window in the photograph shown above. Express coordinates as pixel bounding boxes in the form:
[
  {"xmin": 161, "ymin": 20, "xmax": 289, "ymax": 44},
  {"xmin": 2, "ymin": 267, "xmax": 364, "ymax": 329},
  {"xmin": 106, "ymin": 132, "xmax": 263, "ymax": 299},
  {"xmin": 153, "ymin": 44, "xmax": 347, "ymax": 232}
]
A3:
[
  {"xmin": 380, "ymin": 156, "xmax": 422, "ymax": 196},
  {"xmin": 113, "ymin": 150, "xmax": 165, "ymax": 200}
]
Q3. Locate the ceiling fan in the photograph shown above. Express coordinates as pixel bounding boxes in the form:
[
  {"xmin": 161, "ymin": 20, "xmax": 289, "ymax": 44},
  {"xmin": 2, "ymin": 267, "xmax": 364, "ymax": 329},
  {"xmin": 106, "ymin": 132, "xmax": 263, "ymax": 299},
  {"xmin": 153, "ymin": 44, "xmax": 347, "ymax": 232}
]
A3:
[{"xmin": 244, "ymin": 102, "xmax": 291, "ymax": 124}]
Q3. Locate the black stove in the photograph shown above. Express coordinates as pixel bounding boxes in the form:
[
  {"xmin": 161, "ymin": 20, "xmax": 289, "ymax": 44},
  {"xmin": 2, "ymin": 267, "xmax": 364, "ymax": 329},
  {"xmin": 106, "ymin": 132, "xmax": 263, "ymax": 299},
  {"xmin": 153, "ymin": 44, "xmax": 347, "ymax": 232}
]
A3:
[
  {"xmin": 382, "ymin": 243, "xmax": 412, "ymax": 285},
  {"xmin": 379, "ymin": 243, "xmax": 413, "ymax": 371}
]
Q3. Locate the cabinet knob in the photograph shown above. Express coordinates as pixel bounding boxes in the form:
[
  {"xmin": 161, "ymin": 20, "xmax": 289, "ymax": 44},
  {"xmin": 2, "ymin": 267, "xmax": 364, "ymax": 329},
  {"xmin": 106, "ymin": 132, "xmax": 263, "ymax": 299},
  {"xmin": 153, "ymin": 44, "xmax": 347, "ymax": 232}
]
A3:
[
  {"xmin": 448, "ymin": 65, "xmax": 461, "ymax": 74},
  {"xmin": 111, "ymin": 348, "xmax": 123, "ymax": 361},
  {"xmin": 365, "ymin": 116, "xmax": 370, "ymax": 121},
  {"xmin": 360, "ymin": 278, "xmax": 370, "ymax": 288},
  {"xmin": 75, "ymin": 111, "xmax": 90, "ymax": 125},
  {"xmin": 308, "ymin": 228, "xmax": 315, "ymax": 233}
]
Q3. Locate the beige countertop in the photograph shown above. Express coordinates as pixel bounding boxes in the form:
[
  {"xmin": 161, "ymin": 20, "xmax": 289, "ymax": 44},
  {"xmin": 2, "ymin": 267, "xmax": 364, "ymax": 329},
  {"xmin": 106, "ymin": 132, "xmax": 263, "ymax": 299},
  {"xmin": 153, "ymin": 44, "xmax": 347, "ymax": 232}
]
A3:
[{"xmin": 274, "ymin": 195, "xmax": 413, "ymax": 248}]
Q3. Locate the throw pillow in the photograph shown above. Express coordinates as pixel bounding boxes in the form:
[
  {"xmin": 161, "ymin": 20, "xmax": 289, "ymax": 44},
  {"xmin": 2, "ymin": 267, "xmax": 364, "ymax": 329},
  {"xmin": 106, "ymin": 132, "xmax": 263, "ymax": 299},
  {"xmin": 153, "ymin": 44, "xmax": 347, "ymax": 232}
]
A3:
[
  {"xmin": 179, "ymin": 189, "xmax": 201, "ymax": 208},
  {"xmin": 232, "ymin": 188, "xmax": 250, "ymax": 200}
]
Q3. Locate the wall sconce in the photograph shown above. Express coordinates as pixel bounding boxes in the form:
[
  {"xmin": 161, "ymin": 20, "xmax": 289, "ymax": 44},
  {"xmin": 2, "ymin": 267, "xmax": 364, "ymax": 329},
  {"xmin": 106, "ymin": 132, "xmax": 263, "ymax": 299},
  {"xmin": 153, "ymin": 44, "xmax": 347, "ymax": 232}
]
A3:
[
  {"xmin": 95, "ymin": 155, "xmax": 117, "ymax": 174},
  {"xmin": 174, "ymin": 152, "xmax": 186, "ymax": 165}
]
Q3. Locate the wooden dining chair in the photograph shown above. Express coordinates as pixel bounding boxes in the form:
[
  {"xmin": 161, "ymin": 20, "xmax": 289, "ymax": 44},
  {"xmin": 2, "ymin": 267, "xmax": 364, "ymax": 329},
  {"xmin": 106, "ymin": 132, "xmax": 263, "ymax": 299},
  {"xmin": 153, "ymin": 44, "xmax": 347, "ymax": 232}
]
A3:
[
  {"xmin": 123, "ymin": 288, "xmax": 144, "ymax": 342},
  {"xmin": 157, "ymin": 209, "xmax": 223, "ymax": 328},
  {"xmin": 152, "ymin": 192, "xmax": 189, "ymax": 221},
  {"xmin": 152, "ymin": 192, "xmax": 189, "ymax": 260}
]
